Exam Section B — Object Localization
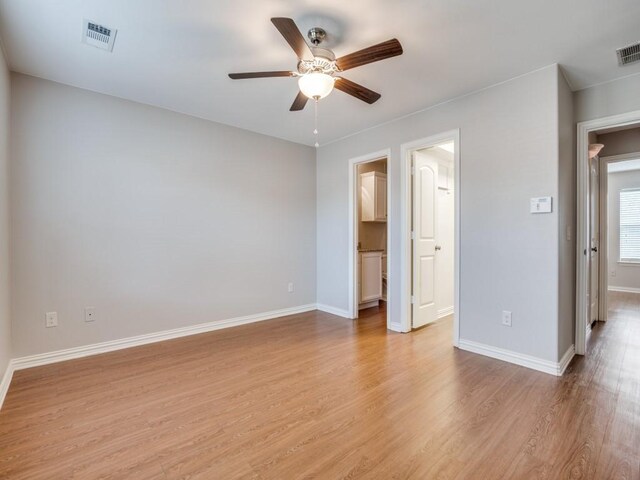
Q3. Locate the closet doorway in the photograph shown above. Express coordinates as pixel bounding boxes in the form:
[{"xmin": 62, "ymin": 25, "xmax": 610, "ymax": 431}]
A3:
[{"xmin": 348, "ymin": 150, "xmax": 391, "ymax": 327}]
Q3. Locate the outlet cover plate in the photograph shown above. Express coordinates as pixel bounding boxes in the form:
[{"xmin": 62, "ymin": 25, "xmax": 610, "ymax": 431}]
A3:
[{"xmin": 45, "ymin": 312, "xmax": 58, "ymax": 328}]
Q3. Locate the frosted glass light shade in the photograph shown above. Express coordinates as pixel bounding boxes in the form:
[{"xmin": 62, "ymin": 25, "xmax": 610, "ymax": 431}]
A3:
[{"xmin": 298, "ymin": 73, "xmax": 335, "ymax": 99}]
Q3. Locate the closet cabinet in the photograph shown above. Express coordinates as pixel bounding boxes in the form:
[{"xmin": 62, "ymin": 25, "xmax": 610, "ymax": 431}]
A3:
[
  {"xmin": 359, "ymin": 251, "xmax": 382, "ymax": 303},
  {"xmin": 361, "ymin": 171, "xmax": 387, "ymax": 222}
]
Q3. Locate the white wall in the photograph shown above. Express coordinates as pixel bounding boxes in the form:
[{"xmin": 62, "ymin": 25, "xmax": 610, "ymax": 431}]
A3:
[
  {"xmin": 574, "ymin": 74, "xmax": 640, "ymax": 123},
  {"xmin": 0, "ymin": 49, "xmax": 11, "ymax": 375},
  {"xmin": 557, "ymin": 68, "xmax": 575, "ymax": 359},
  {"xmin": 317, "ymin": 65, "xmax": 565, "ymax": 362},
  {"xmin": 598, "ymin": 127, "xmax": 640, "ymax": 158},
  {"xmin": 608, "ymin": 169, "xmax": 640, "ymax": 291},
  {"xmin": 10, "ymin": 73, "xmax": 317, "ymax": 357}
]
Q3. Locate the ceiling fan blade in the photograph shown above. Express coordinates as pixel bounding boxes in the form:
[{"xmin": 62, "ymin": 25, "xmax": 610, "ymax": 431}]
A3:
[
  {"xmin": 334, "ymin": 77, "xmax": 381, "ymax": 104},
  {"xmin": 271, "ymin": 17, "xmax": 314, "ymax": 61},
  {"xmin": 336, "ymin": 39, "xmax": 403, "ymax": 71},
  {"xmin": 228, "ymin": 71, "xmax": 294, "ymax": 79},
  {"xmin": 290, "ymin": 91, "xmax": 309, "ymax": 111}
]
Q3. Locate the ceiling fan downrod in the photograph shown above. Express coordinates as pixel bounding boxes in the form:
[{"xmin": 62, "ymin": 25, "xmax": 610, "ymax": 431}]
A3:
[{"xmin": 307, "ymin": 27, "xmax": 326, "ymax": 46}]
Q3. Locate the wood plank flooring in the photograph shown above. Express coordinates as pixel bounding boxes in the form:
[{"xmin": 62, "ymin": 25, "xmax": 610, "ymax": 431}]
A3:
[{"xmin": 1, "ymin": 295, "xmax": 639, "ymax": 479}]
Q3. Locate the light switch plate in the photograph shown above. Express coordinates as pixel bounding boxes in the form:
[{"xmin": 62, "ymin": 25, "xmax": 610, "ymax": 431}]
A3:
[{"xmin": 530, "ymin": 196, "xmax": 553, "ymax": 214}]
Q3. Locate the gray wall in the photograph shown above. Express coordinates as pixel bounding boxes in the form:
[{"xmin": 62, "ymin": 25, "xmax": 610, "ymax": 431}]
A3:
[
  {"xmin": 10, "ymin": 74, "xmax": 317, "ymax": 357},
  {"xmin": 608, "ymin": 169, "xmax": 640, "ymax": 291},
  {"xmin": 0, "ymin": 50, "xmax": 10, "ymax": 374},
  {"xmin": 557, "ymin": 69, "xmax": 576, "ymax": 359},
  {"xmin": 317, "ymin": 65, "xmax": 564, "ymax": 362},
  {"xmin": 574, "ymin": 74, "xmax": 640, "ymax": 122},
  {"xmin": 598, "ymin": 127, "xmax": 640, "ymax": 158}
]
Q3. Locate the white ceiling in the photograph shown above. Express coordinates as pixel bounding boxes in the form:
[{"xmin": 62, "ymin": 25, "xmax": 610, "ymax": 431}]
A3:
[{"xmin": 1, "ymin": 0, "xmax": 640, "ymax": 146}]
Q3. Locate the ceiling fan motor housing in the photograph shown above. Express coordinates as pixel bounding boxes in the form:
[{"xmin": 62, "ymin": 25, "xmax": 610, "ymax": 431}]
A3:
[
  {"xmin": 298, "ymin": 47, "xmax": 338, "ymax": 75},
  {"xmin": 307, "ymin": 27, "xmax": 326, "ymax": 45}
]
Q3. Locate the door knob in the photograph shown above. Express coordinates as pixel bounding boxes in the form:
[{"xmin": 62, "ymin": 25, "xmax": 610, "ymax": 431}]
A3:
[{"xmin": 435, "ymin": 245, "xmax": 442, "ymax": 251}]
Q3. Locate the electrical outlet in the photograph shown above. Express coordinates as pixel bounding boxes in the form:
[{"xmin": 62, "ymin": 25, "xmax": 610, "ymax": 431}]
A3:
[
  {"xmin": 45, "ymin": 312, "xmax": 58, "ymax": 328},
  {"xmin": 501, "ymin": 310, "xmax": 512, "ymax": 327},
  {"xmin": 288, "ymin": 282, "xmax": 294, "ymax": 293},
  {"xmin": 84, "ymin": 307, "xmax": 96, "ymax": 322}
]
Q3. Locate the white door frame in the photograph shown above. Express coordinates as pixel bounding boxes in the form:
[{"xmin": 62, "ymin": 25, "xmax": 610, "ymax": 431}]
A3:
[
  {"xmin": 348, "ymin": 149, "xmax": 392, "ymax": 327},
  {"xmin": 400, "ymin": 129, "xmax": 460, "ymax": 345},
  {"xmin": 576, "ymin": 110, "xmax": 640, "ymax": 355},
  {"xmin": 598, "ymin": 151, "xmax": 640, "ymax": 322}
]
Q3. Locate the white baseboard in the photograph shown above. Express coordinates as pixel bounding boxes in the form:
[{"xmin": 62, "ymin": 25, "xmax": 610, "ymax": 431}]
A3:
[
  {"xmin": 438, "ymin": 306, "xmax": 454, "ymax": 318},
  {"xmin": 316, "ymin": 303, "xmax": 352, "ymax": 319},
  {"xmin": 458, "ymin": 339, "xmax": 574, "ymax": 376},
  {"xmin": 358, "ymin": 300, "xmax": 379, "ymax": 310},
  {"xmin": 11, "ymin": 304, "xmax": 317, "ymax": 371},
  {"xmin": 0, "ymin": 360, "xmax": 14, "ymax": 410},
  {"xmin": 557, "ymin": 344, "xmax": 575, "ymax": 376},
  {"xmin": 608, "ymin": 286, "xmax": 640, "ymax": 294}
]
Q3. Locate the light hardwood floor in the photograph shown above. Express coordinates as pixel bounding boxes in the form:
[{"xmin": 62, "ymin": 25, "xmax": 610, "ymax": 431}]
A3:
[{"xmin": 1, "ymin": 295, "xmax": 639, "ymax": 479}]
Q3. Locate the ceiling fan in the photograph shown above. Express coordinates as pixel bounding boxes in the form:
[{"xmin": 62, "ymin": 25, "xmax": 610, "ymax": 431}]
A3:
[{"xmin": 228, "ymin": 18, "xmax": 403, "ymax": 111}]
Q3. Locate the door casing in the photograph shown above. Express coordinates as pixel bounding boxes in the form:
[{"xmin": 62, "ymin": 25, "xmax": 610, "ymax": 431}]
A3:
[
  {"xmin": 400, "ymin": 130, "xmax": 460, "ymax": 344},
  {"xmin": 576, "ymin": 110, "xmax": 640, "ymax": 355},
  {"xmin": 348, "ymin": 149, "xmax": 391, "ymax": 326}
]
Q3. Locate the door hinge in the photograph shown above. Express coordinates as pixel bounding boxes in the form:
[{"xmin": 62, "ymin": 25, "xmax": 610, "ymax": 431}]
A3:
[
  {"xmin": 411, "ymin": 166, "xmax": 415, "ymax": 175},
  {"xmin": 411, "ymin": 295, "xmax": 416, "ymax": 304},
  {"xmin": 411, "ymin": 231, "xmax": 415, "ymax": 240}
]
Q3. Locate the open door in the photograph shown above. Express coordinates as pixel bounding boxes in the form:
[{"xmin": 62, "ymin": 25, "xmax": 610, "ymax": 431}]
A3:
[
  {"xmin": 412, "ymin": 151, "xmax": 438, "ymax": 328},
  {"xmin": 589, "ymin": 154, "xmax": 600, "ymax": 325}
]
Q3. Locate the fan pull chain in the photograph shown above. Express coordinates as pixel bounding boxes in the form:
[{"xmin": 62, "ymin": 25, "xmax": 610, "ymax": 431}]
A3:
[{"xmin": 314, "ymin": 98, "xmax": 319, "ymax": 148}]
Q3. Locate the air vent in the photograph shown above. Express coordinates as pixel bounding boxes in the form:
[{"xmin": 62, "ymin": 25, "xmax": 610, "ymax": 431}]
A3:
[
  {"xmin": 82, "ymin": 19, "xmax": 117, "ymax": 52},
  {"xmin": 616, "ymin": 41, "xmax": 640, "ymax": 66}
]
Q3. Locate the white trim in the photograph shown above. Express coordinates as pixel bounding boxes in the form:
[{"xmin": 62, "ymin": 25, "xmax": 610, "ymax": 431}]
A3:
[
  {"xmin": 608, "ymin": 286, "xmax": 640, "ymax": 293},
  {"xmin": 316, "ymin": 303, "xmax": 352, "ymax": 318},
  {"xmin": 11, "ymin": 304, "xmax": 317, "ymax": 371},
  {"xmin": 458, "ymin": 339, "xmax": 574, "ymax": 376},
  {"xmin": 348, "ymin": 149, "xmax": 392, "ymax": 329},
  {"xmin": 400, "ymin": 130, "xmax": 461, "ymax": 347},
  {"xmin": 558, "ymin": 344, "xmax": 576, "ymax": 376},
  {"xmin": 576, "ymin": 109, "xmax": 640, "ymax": 356},
  {"xmin": 358, "ymin": 300, "xmax": 380, "ymax": 310},
  {"xmin": 602, "ymin": 152, "xmax": 640, "ymax": 166},
  {"xmin": 599, "ymin": 156, "xmax": 609, "ymax": 322},
  {"xmin": 0, "ymin": 360, "xmax": 14, "ymax": 410},
  {"xmin": 438, "ymin": 306, "xmax": 454, "ymax": 318}
]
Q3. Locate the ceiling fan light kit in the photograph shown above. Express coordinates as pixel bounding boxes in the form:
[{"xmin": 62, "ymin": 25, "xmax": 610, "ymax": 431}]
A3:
[{"xmin": 298, "ymin": 72, "xmax": 335, "ymax": 99}]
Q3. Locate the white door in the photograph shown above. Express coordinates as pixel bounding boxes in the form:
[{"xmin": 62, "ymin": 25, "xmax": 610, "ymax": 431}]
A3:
[
  {"xmin": 589, "ymin": 156, "xmax": 600, "ymax": 324},
  {"xmin": 412, "ymin": 151, "xmax": 438, "ymax": 328}
]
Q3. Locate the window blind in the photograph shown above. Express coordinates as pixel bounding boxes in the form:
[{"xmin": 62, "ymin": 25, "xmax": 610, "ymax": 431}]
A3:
[{"xmin": 620, "ymin": 188, "xmax": 640, "ymax": 262}]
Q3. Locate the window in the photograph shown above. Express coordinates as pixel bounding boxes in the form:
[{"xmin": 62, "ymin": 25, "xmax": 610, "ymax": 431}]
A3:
[{"xmin": 620, "ymin": 188, "xmax": 640, "ymax": 262}]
